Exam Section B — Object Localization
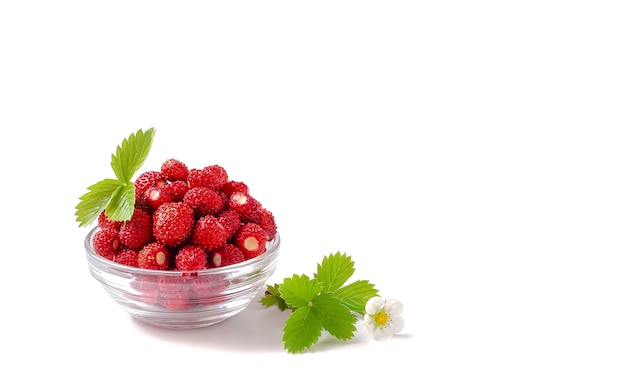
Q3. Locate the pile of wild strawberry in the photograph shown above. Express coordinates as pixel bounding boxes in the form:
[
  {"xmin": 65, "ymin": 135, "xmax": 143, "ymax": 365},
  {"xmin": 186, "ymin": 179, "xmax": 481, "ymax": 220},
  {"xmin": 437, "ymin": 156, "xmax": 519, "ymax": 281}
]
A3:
[{"xmin": 92, "ymin": 159, "xmax": 277, "ymax": 272}]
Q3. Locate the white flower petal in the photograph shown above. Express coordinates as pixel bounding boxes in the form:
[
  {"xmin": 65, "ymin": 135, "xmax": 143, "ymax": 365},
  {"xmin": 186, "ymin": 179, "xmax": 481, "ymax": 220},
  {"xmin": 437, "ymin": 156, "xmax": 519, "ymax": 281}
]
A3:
[
  {"xmin": 365, "ymin": 296, "xmax": 385, "ymax": 314},
  {"xmin": 391, "ymin": 315, "xmax": 404, "ymax": 334},
  {"xmin": 364, "ymin": 314, "xmax": 376, "ymax": 333},
  {"xmin": 372, "ymin": 326, "xmax": 394, "ymax": 340},
  {"xmin": 385, "ymin": 298, "xmax": 403, "ymax": 316}
]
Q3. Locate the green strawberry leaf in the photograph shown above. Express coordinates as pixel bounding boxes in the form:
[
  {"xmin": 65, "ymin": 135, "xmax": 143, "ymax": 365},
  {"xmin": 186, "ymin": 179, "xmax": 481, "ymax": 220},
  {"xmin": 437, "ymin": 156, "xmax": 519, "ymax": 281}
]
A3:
[
  {"xmin": 279, "ymin": 274, "xmax": 322, "ymax": 309},
  {"xmin": 111, "ymin": 127, "xmax": 155, "ymax": 183},
  {"xmin": 74, "ymin": 178, "xmax": 125, "ymax": 227},
  {"xmin": 105, "ymin": 183, "xmax": 136, "ymax": 222},
  {"xmin": 314, "ymin": 251, "xmax": 355, "ymax": 293},
  {"xmin": 260, "ymin": 284, "xmax": 290, "ymax": 311},
  {"xmin": 311, "ymin": 293, "xmax": 356, "ymax": 340},
  {"xmin": 332, "ymin": 279, "xmax": 379, "ymax": 315},
  {"xmin": 283, "ymin": 306, "xmax": 322, "ymax": 354},
  {"xmin": 75, "ymin": 128, "xmax": 156, "ymax": 227}
]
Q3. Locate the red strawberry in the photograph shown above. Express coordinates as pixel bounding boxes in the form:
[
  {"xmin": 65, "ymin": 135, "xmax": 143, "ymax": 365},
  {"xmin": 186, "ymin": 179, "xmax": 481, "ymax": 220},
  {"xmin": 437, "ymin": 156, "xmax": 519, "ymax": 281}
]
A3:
[
  {"xmin": 183, "ymin": 186, "xmax": 224, "ymax": 217},
  {"xmin": 167, "ymin": 180, "xmax": 190, "ymax": 201},
  {"xmin": 175, "ymin": 245, "xmax": 208, "ymax": 271},
  {"xmin": 130, "ymin": 274, "xmax": 159, "ymax": 305},
  {"xmin": 217, "ymin": 190, "xmax": 228, "ymax": 205},
  {"xmin": 159, "ymin": 290, "xmax": 192, "ymax": 310},
  {"xmin": 234, "ymin": 223, "xmax": 268, "ymax": 259},
  {"xmin": 186, "ymin": 168, "xmax": 204, "ymax": 189},
  {"xmin": 203, "ymin": 165, "xmax": 229, "ymax": 190},
  {"xmin": 92, "ymin": 228, "xmax": 121, "ymax": 260},
  {"xmin": 187, "ymin": 165, "xmax": 228, "ymax": 190},
  {"xmin": 220, "ymin": 180, "xmax": 249, "ymax": 197},
  {"xmin": 134, "ymin": 171, "xmax": 166, "ymax": 208},
  {"xmin": 217, "ymin": 209, "xmax": 241, "ymax": 239},
  {"xmin": 113, "ymin": 248, "xmax": 139, "ymax": 267},
  {"xmin": 157, "ymin": 276, "xmax": 192, "ymax": 310},
  {"xmin": 152, "ymin": 202, "xmax": 195, "ymax": 247},
  {"xmin": 190, "ymin": 215, "xmax": 229, "ymax": 252},
  {"xmin": 144, "ymin": 186, "xmax": 173, "ymax": 211},
  {"xmin": 138, "ymin": 242, "xmax": 170, "ymax": 270},
  {"xmin": 97, "ymin": 211, "xmax": 122, "ymax": 231},
  {"xmin": 228, "ymin": 191, "xmax": 260, "ymax": 223},
  {"xmin": 119, "ymin": 208, "xmax": 153, "ymax": 249},
  {"xmin": 161, "ymin": 158, "xmax": 189, "ymax": 182},
  {"xmin": 257, "ymin": 207, "xmax": 277, "ymax": 240},
  {"xmin": 210, "ymin": 243, "xmax": 245, "ymax": 268},
  {"xmin": 189, "ymin": 274, "xmax": 229, "ymax": 303}
]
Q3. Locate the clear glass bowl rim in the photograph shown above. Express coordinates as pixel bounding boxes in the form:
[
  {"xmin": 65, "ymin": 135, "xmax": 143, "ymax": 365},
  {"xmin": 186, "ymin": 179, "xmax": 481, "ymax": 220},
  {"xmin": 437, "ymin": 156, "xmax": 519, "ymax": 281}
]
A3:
[{"xmin": 84, "ymin": 226, "xmax": 281, "ymax": 277}]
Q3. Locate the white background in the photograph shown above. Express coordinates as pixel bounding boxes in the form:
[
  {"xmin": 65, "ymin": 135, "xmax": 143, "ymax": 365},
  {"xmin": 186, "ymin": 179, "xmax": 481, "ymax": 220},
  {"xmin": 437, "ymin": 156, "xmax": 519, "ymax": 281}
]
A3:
[{"xmin": 1, "ymin": 1, "xmax": 624, "ymax": 386}]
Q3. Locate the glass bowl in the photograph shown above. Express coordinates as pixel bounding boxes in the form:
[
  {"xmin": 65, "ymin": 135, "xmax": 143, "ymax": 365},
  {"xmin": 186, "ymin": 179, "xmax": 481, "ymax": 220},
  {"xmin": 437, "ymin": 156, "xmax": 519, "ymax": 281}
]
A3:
[{"xmin": 84, "ymin": 226, "xmax": 280, "ymax": 329}]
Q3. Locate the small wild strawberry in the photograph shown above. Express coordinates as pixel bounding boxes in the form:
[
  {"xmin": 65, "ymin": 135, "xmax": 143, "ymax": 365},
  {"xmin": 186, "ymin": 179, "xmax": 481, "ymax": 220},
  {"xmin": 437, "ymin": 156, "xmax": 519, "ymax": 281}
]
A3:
[
  {"xmin": 228, "ymin": 191, "xmax": 260, "ymax": 223},
  {"xmin": 220, "ymin": 180, "xmax": 249, "ymax": 197},
  {"xmin": 189, "ymin": 275, "xmax": 229, "ymax": 303},
  {"xmin": 167, "ymin": 180, "xmax": 190, "ymax": 201},
  {"xmin": 188, "ymin": 165, "xmax": 228, "ymax": 190},
  {"xmin": 119, "ymin": 208, "xmax": 153, "ymax": 249},
  {"xmin": 217, "ymin": 209, "xmax": 241, "ymax": 239},
  {"xmin": 159, "ymin": 290, "xmax": 193, "ymax": 310},
  {"xmin": 210, "ymin": 243, "xmax": 245, "ymax": 268},
  {"xmin": 183, "ymin": 186, "xmax": 224, "ymax": 217},
  {"xmin": 191, "ymin": 215, "xmax": 229, "ymax": 252},
  {"xmin": 97, "ymin": 211, "xmax": 122, "ymax": 231},
  {"xmin": 256, "ymin": 207, "xmax": 277, "ymax": 240},
  {"xmin": 153, "ymin": 201, "xmax": 195, "ymax": 247},
  {"xmin": 161, "ymin": 158, "xmax": 189, "ymax": 181},
  {"xmin": 113, "ymin": 248, "xmax": 140, "ymax": 267},
  {"xmin": 138, "ymin": 242, "xmax": 170, "ymax": 270},
  {"xmin": 144, "ymin": 186, "xmax": 173, "ymax": 211},
  {"xmin": 175, "ymin": 245, "xmax": 208, "ymax": 271},
  {"xmin": 234, "ymin": 222, "xmax": 268, "ymax": 259},
  {"xmin": 203, "ymin": 165, "xmax": 229, "ymax": 190},
  {"xmin": 92, "ymin": 228, "xmax": 121, "ymax": 260},
  {"xmin": 157, "ymin": 276, "xmax": 192, "ymax": 310},
  {"xmin": 131, "ymin": 274, "xmax": 160, "ymax": 305},
  {"xmin": 134, "ymin": 171, "xmax": 166, "ymax": 209}
]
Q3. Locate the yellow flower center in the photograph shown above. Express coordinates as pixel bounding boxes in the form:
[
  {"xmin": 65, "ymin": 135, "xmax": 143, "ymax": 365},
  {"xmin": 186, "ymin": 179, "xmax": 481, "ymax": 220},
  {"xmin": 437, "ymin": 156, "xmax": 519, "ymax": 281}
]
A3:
[{"xmin": 374, "ymin": 311, "xmax": 389, "ymax": 326}]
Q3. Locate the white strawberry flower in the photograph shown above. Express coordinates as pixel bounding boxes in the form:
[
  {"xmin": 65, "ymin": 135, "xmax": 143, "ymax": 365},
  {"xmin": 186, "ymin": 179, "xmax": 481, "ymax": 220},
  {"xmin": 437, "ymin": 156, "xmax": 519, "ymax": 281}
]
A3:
[{"xmin": 364, "ymin": 296, "xmax": 404, "ymax": 340}]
